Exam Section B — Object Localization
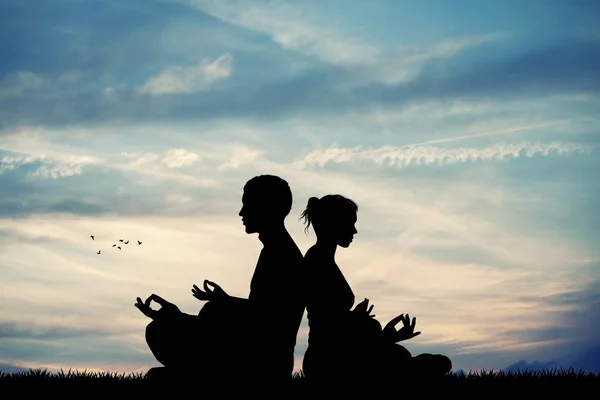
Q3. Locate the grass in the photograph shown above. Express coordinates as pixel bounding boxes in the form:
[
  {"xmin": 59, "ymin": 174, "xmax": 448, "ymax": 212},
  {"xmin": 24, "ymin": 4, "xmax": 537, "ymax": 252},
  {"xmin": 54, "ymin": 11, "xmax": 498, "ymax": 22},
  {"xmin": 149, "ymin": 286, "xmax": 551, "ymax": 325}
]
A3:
[{"xmin": 1, "ymin": 367, "xmax": 598, "ymax": 396}]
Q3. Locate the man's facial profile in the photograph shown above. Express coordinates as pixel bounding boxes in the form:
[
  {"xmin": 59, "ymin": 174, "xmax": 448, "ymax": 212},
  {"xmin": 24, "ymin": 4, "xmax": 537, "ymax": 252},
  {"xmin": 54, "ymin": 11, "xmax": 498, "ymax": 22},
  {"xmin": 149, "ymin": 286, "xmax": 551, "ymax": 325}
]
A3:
[{"xmin": 239, "ymin": 190, "xmax": 261, "ymax": 234}]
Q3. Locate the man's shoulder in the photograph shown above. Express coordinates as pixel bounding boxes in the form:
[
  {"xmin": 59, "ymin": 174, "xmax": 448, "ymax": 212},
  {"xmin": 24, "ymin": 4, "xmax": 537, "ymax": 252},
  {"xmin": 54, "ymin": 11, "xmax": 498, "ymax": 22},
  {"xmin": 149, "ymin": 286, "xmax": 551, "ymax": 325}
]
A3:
[{"xmin": 263, "ymin": 239, "xmax": 304, "ymax": 265}]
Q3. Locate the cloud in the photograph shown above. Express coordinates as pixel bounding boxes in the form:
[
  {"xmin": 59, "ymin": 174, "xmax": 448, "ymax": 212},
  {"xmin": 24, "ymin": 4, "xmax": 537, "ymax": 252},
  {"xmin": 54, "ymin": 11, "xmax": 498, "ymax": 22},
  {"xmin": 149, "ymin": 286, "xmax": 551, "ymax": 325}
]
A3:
[
  {"xmin": 161, "ymin": 148, "xmax": 201, "ymax": 168},
  {"xmin": 1, "ymin": 33, "xmax": 597, "ymax": 128},
  {"xmin": 172, "ymin": 0, "xmax": 504, "ymax": 85},
  {"xmin": 0, "ymin": 154, "xmax": 88, "ymax": 179},
  {"xmin": 29, "ymin": 163, "xmax": 84, "ymax": 179},
  {"xmin": 0, "ymin": 320, "xmax": 133, "ymax": 340},
  {"xmin": 356, "ymin": 33, "xmax": 506, "ymax": 86},
  {"xmin": 173, "ymin": 0, "xmax": 379, "ymax": 67},
  {"xmin": 120, "ymin": 152, "xmax": 161, "ymax": 168},
  {"xmin": 217, "ymin": 144, "xmax": 265, "ymax": 171},
  {"xmin": 296, "ymin": 141, "xmax": 596, "ymax": 169},
  {"xmin": 137, "ymin": 53, "xmax": 233, "ymax": 95},
  {"xmin": 102, "ymin": 87, "xmax": 120, "ymax": 104},
  {"xmin": 113, "ymin": 148, "xmax": 205, "ymax": 181},
  {"xmin": 0, "ymin": 71, "xmax": 44, "ymax": 100}
]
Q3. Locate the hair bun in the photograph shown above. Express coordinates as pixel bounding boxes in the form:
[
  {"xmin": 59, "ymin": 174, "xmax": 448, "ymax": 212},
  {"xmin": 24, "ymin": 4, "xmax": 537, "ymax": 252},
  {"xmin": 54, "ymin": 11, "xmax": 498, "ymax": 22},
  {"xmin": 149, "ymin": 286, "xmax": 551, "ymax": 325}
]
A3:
[{"xmin": 307, "ymin": 196, "xmax": 320, "ymax": 209}]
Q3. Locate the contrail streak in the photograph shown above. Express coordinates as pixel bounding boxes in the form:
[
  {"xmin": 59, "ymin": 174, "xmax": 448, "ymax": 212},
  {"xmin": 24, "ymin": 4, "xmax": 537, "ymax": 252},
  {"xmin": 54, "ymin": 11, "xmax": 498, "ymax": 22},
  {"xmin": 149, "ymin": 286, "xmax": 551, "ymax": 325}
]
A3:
[{"xmin": 297, "ymin": 141, "xmax": 595, "ymax": 168}]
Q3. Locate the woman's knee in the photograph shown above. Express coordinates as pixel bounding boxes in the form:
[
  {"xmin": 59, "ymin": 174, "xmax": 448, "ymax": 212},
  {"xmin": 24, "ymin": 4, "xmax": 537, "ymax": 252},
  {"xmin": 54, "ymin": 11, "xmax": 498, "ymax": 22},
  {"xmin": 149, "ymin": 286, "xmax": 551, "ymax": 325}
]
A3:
[
  {"xmin": 436, "ymin": 354, "xmax": 452, "ymax": 374},
  {"xmin": 412, "ymin": 353, "xmax": 452, "ymax": 374},
  {"xmin": 391, "ymin": 344, "xmax": 411, "ymax": 361}
]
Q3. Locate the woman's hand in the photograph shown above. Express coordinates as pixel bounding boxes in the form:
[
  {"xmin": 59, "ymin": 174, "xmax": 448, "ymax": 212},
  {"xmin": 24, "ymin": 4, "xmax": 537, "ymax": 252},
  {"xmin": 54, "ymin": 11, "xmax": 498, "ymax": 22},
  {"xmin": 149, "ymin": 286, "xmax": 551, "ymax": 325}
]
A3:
[{"xmin": 382, "ymin": 313, "xmax": 421, "ymax": 343}]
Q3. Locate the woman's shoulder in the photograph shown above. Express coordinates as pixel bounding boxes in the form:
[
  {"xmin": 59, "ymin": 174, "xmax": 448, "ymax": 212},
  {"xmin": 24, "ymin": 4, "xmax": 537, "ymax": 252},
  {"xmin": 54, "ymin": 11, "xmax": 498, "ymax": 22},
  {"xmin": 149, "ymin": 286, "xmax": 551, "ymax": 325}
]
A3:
[
  {"xmin": 303, "ymin": 245, "xmax": 324, "ymax": 261},
  {"xmin": 303, "ymin": 246, "xmax": 332, "ymax": 270}
]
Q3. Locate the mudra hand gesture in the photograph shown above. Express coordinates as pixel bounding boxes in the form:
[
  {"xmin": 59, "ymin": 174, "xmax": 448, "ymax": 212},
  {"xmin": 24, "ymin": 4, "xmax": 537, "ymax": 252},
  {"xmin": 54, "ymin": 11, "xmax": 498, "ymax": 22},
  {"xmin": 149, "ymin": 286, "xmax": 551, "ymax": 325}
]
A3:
[
  {"xmin": 135, "ymin": 294, "xmax": 181, "ymax": 321},
  {"xmin": 192, "ymin": 280, "xmax": 228, "ymax": 302},
  {"xmin": 352, "ymin": 298, "xmax": 376, "ymax": 318},
  {"xmin": 382, "ymin": 313, "xmax": 421, "ymax": 343}
]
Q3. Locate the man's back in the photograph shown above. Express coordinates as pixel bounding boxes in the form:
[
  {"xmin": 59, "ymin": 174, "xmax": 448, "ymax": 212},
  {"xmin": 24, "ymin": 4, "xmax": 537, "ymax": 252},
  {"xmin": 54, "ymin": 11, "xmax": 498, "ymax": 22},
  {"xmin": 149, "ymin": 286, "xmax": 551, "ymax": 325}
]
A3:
[{"xmin": 249, "ymin": 230, "xmax": 305, "ymax": 377}]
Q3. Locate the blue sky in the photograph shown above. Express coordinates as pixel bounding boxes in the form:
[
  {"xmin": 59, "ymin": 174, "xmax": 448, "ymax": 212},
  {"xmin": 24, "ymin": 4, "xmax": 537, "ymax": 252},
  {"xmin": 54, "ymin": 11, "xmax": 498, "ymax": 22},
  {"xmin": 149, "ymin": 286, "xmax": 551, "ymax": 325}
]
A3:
[{"xmin": 0, "ymin": 0, "xmax": 599, "ymax": 375}]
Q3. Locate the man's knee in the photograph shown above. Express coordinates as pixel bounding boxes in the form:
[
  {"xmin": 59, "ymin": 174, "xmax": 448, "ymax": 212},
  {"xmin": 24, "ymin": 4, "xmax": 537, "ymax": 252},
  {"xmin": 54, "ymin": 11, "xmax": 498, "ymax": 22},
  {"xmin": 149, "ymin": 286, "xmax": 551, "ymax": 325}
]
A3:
[
  {"xmin": 145, "ymin": 320, "xmax": 160, "ymax": 347},
  {"xmin": 198, "ymin": 300, "xmax": 217, "ymax": 317},
  {"xmin": 365, "ymin": 316, "xmax": 382, "ymax": 334}
]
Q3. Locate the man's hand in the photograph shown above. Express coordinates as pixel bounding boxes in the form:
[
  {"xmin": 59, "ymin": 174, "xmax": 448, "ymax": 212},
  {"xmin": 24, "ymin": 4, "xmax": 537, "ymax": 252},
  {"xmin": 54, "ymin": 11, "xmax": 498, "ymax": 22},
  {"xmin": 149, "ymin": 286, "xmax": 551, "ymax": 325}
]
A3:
[
  {"xmin": 352, "ymin": 298, "xmax": 376, "ymax": 318},
  {"xmin": 192, "ymin": 280, "xmax": 228, "ymax": 302},
  {"xmin": 135, "ymin": 294, "xmax": 181, "ymax": 321},
  {"xmin": 382, "ymin": 313, "xmax": 421, "ymax": 343}
]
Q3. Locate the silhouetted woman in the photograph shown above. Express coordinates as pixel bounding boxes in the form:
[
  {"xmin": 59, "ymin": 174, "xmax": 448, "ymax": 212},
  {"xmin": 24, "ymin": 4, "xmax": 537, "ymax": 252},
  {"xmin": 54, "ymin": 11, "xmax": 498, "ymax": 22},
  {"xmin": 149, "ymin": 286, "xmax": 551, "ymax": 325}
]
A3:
[{"xmin": 300, "ymin": 194, "xmax": 452, "ymax": 384}]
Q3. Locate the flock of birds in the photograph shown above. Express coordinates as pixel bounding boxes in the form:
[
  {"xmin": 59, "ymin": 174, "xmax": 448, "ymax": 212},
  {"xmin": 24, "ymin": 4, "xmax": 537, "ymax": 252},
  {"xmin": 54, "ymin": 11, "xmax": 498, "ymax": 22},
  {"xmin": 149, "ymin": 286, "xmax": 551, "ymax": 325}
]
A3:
[{"xmin": 90, "ymin": 235, "xmax": 142, "ymax": 254}]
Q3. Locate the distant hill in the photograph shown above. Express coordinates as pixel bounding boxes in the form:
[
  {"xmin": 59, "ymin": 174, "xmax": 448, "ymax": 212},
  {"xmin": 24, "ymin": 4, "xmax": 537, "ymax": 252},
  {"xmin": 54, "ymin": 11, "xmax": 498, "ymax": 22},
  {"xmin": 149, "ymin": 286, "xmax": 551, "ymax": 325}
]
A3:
[
  {"xmin": 0, "ymin": 362, "xmax": 28, "ymax": 373},
  {"xmin": 504, "ymin": 359, "xmax": 563, "ymax": 373},
  {"xmin": 504, "ymin": 345, "xmax": 600, "ymax": 374},
  {"xmin": 570, "ymin": 346, "xmax": 600, "ymax": 374}
]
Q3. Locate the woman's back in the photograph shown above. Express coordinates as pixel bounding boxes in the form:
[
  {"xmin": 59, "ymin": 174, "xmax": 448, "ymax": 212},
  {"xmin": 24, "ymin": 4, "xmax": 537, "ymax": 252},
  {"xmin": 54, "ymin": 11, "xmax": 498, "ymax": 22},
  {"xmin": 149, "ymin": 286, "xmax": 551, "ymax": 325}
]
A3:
[{"xmin": 304, "ymin": 244, "xmax": 355, "ymax": 346}]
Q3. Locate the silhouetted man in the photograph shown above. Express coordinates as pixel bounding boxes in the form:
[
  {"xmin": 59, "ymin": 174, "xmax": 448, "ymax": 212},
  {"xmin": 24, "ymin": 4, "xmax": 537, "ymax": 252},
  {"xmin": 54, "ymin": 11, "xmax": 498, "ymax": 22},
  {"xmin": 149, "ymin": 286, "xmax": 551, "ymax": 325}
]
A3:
[{"xmin": 135, "ymin": 175, "xmax": 305, "ymax": 383}]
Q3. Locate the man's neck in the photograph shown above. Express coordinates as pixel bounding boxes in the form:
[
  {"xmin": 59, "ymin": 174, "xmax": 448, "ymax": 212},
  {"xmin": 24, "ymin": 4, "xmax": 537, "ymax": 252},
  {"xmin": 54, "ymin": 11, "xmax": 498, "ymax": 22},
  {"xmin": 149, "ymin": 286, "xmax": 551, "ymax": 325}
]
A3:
[{"xmin": 258, "ymin": 223, "xmax": 289, "ymax": 246}]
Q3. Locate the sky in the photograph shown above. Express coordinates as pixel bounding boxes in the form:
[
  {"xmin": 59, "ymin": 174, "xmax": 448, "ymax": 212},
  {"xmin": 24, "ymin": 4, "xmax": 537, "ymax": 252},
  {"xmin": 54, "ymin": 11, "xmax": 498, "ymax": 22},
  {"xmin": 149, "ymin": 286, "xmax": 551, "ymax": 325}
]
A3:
[{"xmin": 1, "ymin": 0, "xmax": 599, "ymax": 376}]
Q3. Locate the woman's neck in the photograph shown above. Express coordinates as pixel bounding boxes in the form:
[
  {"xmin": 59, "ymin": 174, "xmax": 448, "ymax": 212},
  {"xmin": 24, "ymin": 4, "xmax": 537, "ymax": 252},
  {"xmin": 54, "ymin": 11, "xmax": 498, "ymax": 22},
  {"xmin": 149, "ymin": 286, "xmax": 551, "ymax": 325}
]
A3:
[{"xmin": 314, "ymin": 239, "xmax": 337, "ymax": 260}]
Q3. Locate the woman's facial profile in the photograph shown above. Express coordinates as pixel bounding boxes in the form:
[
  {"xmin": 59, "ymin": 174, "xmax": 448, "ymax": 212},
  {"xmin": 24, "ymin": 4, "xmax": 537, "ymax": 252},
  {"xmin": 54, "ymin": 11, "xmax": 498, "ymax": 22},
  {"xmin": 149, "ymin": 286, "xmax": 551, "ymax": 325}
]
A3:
[{"xmin": 334, "ymin": 210, "xmax": 358, "ymax": 248}]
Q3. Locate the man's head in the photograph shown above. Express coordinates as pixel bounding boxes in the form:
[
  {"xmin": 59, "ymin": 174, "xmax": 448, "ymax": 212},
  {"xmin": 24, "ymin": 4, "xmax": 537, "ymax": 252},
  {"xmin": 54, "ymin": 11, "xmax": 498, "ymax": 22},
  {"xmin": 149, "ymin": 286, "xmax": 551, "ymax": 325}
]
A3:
[{"xmin": 239, "ymin": 175, "xmax": 293, "ymax": 234}]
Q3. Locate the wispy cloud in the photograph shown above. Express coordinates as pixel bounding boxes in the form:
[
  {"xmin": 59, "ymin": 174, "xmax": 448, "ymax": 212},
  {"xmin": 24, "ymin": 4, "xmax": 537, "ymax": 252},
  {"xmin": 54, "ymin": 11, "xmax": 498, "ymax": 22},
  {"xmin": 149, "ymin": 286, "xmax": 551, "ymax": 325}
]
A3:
[
  {"xmin": 173, "ymin": 0, "xmax": 379, "ymax": 67},
  {"xmin": 161, "ymin": 148, "xmax": 201, "ymax": 168},
  {"xmin": 358, "ymin": 33, "xmax": 507, "ymax": 85},
  {"xmin": 137, "ymin": 53, "xmax": 233, "ymax": 95},
  {"xmin": 217, "ymin": 144, "xmax": 265, "ymax": 171},
  {"xmin": 0, "ymin": 154, "xmax": 93, "ymax": 179},
  {"xmin": 119, "ymin": 152, "xmax": 161, "ymax": 168},
  {"xmin": 0, "ymin": 71, "xmax": 44, "ymax": 100},
  {"xmin": 29, "ymin": 163, "xmax": 85, "ymax": 179},
  {"xmin": 119, "ymin": 148, "xmax": 201, "ymax": 169},
  {"xmin": 296, "ymin": 141, "xmax": 595, "ymax": 169},
  {"xmin": 173, "ymin": 0, "xmax": 505, "ymax": 87}
]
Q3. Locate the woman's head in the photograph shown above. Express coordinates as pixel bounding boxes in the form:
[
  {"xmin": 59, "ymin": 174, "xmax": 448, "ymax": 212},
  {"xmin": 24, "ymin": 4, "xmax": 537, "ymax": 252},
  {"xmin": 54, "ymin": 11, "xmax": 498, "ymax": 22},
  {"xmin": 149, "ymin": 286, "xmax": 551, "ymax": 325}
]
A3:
[{"xmin": 300, "ymin": 194, "xmax": 358, "ymax": 247}]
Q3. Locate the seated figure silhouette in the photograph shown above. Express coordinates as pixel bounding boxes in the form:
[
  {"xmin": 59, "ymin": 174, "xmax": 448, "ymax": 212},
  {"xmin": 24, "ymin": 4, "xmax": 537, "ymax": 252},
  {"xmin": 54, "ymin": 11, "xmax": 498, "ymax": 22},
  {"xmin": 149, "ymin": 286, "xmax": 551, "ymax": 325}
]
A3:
[
  {"xmin": 300, "ymin": 194, "xmax": 452, "ymax": 384},
  {"xmin": 135, "ymin": 175, "xmax": 305, "ymax": 383}
]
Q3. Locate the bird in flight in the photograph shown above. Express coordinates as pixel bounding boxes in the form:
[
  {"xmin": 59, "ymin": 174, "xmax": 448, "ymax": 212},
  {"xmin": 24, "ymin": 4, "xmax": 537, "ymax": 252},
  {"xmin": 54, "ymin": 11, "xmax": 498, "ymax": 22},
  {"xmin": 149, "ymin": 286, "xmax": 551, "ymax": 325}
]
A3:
[
  {"xmin": 97, "ymin": 250, "xmax": 101, "ymax": 254},
  {"xmin": 119, "ymin": 239, "xmax": 124, "ymax": 243},
  {"xmin": 137, "ymin": 240, "xmax": 142, "ymax": 245},
  {"xmin": 112, "ymin": 244, "xmax": 116, "ymax": 247},
  {"xmin": 124, "ymin": 240, "xmax": 129, "ymax": 244},
  {"xmin": 117, "ymin": 246, "xmax": 122, "ymax": 250},
  {"xmin": 90, "ymin": 235, "xmax": 95, "ymax": 240}
]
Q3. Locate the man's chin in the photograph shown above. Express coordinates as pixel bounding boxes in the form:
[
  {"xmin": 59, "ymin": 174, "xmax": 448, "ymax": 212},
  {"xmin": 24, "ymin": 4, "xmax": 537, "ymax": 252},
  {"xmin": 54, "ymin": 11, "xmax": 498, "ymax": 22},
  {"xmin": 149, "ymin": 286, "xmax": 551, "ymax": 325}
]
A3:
[{"xmin": 244, "ymin": 226, "xmax": 258, "ymax": 234}]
